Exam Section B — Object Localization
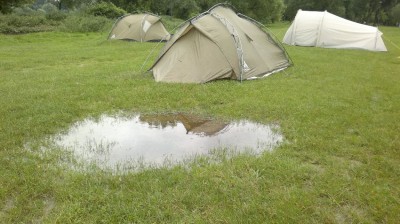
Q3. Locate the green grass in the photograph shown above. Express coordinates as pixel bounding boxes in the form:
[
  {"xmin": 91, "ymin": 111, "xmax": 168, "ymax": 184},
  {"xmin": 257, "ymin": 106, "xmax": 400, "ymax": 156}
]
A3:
[{"xmin": 1, "ymin": 24, "xmax": 400, "ymax": 223}]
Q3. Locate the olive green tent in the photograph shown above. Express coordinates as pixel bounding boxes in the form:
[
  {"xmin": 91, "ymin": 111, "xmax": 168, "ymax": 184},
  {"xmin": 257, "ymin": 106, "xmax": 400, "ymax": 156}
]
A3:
[
  {"xmin": 108, "ymin": 13, "xmax": 171, "ymax": 42},
  {"xmin": 149, "ymin": 4, "xmax": 292, "ymax": 83}
]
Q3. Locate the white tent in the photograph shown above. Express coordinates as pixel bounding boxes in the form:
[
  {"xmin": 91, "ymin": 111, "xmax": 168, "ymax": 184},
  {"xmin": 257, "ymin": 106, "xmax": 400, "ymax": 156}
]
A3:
[{"xmin": 283, "ymin": 10, "xmax": 387, "ymax": 51}]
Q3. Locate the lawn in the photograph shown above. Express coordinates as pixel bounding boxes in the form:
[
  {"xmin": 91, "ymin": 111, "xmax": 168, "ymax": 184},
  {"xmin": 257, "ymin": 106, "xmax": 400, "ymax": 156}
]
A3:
[{"xmin": 0, "ymin": 24, "xmax": 399, "ymax": 223}]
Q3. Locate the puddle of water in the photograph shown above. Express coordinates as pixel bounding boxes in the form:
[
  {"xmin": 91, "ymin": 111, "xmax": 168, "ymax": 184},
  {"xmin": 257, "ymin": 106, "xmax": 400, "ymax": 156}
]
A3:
[{"xmin": 53, "ymin": 113, "xmax": 283, "ymax": 171}]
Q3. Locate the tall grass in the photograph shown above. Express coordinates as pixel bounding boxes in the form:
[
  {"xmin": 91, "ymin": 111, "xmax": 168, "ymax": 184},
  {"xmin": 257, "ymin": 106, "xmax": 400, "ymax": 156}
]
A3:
[{"xmin": 0, "ymin": 25, "xmax": 399, "ymax": 223}]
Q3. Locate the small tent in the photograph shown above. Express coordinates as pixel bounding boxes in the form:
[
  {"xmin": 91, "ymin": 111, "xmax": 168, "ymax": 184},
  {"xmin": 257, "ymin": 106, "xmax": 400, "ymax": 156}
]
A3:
[
  {"xmin": 108, "ymin": 13, "xmax": 171, "ymax": 42},
  {"xmin": 283, "ymin": 10, "xmax": 387, "ymax": 51},
  {"xmin": 149, "ymin": 4, "xmax": 292, "ymax": 83}
]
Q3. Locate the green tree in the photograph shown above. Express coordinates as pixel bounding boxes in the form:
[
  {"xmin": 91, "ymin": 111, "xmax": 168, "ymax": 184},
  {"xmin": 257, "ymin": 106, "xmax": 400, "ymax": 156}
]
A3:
[
  {"xmin": 284, "ymin": 0, "xmax": 346, "ymax": 20},
  {"xmin": 106, "ymin": 0, "xmax": 150, "ymax": 13},
  {"xmin": 390, "ymin": 3, "xmax": 400, "ymax": 25},
  {"xmin": 285, "ymin": 0, "xmax": 398, "ymax": 25},
  {"xmin": 248, "ymin": 0, "xmax": 285, "ymax": 23},
  {"xmin": 380, "ymin": 0, "xmax": 399, "ymax": 25},
  {"xmin": 228, "ymin": 0, "xmax": 285, "ymax": 23},
  {"xmin": 283, "ymin": 0, "xmax": 315, "ymax": 20},
  {"xmin": 87, "ymin": 1, "xmax": 125, "ymax": 18},
  {"xmin": 149, "ymin": 0, "xmax": 168, "ymax": 15},
  {"xmin": 0, "ymin": 0, "xmax": 35, "ymax": 13},
  {"xmin": 55, "ymin": 0, "xmax": 97, "ymax": 10},
  {"xmin": 347, "ymin": 0, "xmax": 397, "ymax": 24},
  {"xmin": 195, "ymin": 0, "xmax": 220, "ymax": 11}
]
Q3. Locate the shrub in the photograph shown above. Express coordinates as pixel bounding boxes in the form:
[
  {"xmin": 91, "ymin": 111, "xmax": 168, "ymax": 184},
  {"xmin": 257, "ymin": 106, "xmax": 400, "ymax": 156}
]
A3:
[
  {"xmin": 41, "ymin": 3, "xmax": 58, "ymax": 14},
  {"xmin": 39, "ymin": 3, "xmax": 67, "ymax": 21},
  {"xmin": 86, "ymin": 2, "xmax": 126, "ymax": 19},
  {"xmin": 13, "ymin": 5, "xmax": 40, "ymax": 16},
  {"xmin": 0, "ymin": 14, "xmax": 57, "ymax": 34},
  {"xmin": 46, "ymin": 11, "xmax": 67, "ymax": 21},
  {"xmin": 0, "ymin": 3, "xmax": 115, "ymax": 34},
  {"xmin": 161, "ymin": 16, "xmax": 185, "ymax": 33},
  {"xmin": 59, "ymin": 15, "xmax": 112, "ymax": 32}
]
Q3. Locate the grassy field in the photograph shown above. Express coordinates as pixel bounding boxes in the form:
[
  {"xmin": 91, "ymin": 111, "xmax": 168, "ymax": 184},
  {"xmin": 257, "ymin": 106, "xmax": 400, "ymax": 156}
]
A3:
[{"xmin": 0, "ymin": 24, "xmax": 399, "ymax": 223}]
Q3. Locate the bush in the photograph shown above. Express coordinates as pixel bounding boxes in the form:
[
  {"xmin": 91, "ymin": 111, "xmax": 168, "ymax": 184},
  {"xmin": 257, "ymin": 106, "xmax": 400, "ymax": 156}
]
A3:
[
  {"xmin": 86, "ymin": 2, "xmax": 126, "ymax": 19},
  {"xmin": 0, "ymin": 14, "xmax": 57, "ymax": 34},
  {"xmin": 46, "ymin": 11, "xmax": 67, "ymax": 21},
  {"xmin": 13, "ymin": 5, "xmax": 37, "ymax": 16},
  {"xmin": 161, "ymin": 16, "xmax": 185, "ymax": 33},
  {"xmin": 59, "ymin": 15, "xmax": 112, "ymax": 32},
  {"xmin": 0, "ymin": 3, "xmax": 116, "ymax": 34},
  {"xmin": 41, "ymin": 3, "xmax": 58, "ymax": 14},
  {"xmin": 40, "ymin": 3, "xmax": 67, "ymax": 21}
]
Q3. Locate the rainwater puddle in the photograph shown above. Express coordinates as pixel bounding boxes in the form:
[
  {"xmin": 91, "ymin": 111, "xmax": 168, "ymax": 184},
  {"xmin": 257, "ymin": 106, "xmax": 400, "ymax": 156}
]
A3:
[{"xmin": 53, "ymin": 113, "xmax": 283, "ymax": 171}]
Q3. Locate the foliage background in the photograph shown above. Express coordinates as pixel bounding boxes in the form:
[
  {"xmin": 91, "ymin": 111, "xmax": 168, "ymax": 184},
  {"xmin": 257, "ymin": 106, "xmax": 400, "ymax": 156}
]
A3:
[{"xmin": 1, "ymin": 0, "xmax": 400, "ymax": 28}]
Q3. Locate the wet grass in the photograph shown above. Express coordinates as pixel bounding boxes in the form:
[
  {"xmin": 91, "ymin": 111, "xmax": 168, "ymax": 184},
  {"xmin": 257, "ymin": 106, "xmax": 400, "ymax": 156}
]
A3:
[{"xmin": 1, "ymin": 25, "xmax": 400, "ymax": 223}]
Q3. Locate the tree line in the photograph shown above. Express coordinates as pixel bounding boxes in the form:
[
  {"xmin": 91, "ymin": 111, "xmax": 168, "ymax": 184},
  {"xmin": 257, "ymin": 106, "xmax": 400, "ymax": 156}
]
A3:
[{"xmin": 2, "ymin": 0, "xmax": 400, "ymax": 26}]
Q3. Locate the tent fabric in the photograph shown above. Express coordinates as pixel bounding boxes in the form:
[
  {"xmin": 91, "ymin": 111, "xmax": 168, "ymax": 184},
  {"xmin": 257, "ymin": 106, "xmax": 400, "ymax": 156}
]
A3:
[
  {"xmin": 283, "ymin": 10, "xmax": 387, "ymax": 51},
  {"xmin": 108, "ymin": 13, "xmax": 171, "ymax": 42},
  {"xmin": 150, "ymin": 4, "xmax": 292, "ymax": 83}
]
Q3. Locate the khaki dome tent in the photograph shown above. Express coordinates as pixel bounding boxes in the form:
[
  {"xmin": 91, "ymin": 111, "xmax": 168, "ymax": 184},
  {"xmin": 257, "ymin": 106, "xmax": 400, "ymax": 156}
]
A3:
[
  {"xmin": 149, "ymin": 4, "xmax": 292, "ymax": 83},
  {"xmin": 108, "ymin": 13, "xmax": 171, "ymax": 42},
  {"xmin": 283, "ymin": 10, "xmax": 387, "ymax": 51}
]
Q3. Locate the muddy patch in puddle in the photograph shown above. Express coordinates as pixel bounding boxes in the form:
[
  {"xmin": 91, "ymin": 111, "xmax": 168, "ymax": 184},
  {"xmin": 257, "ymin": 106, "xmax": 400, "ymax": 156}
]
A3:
[{"xmin": 52, "ymin": 113, "xmax": 283, "ymax": 171}]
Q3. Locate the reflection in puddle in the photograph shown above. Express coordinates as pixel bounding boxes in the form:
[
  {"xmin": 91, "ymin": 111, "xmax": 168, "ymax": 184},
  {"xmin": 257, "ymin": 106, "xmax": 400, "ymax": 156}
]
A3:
[{"xmin": 54, "ymin": 113, "xmax": 283, "ymax": 170}]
